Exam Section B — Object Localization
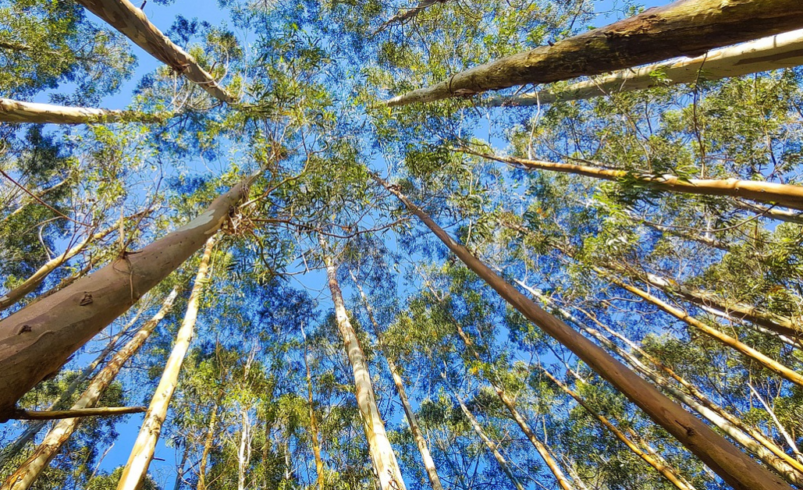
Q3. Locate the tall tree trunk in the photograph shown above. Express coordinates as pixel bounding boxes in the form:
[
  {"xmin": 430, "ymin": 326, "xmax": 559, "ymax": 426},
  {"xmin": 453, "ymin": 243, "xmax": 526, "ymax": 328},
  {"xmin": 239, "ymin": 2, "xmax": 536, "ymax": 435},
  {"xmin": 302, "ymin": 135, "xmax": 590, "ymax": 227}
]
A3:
[
  {"xmin": 196, "ymin": 391, "xmax": 224, "ymax": 490},
  {"xmin": 537, "ymin": 365, "xmax": 697, "ymax": 490},
  {"xmin": 450, "ymin": 387, "xmax": 525, "ymax": 490},
  {"xmin": 320, "ymin": 239, "xmax": 406, "ymax": 490},
  {"xmin": 450, "ymin": 316, "xmax": 575, "ymax": 490},
  {"xmin": 386, "ymin": 0, "xmax": 803, "ymax": 105},
  {"xmin": 376, "ymin": 174, "xmax": 793, "ymax": 490},
  {"xmin": 351, "ymin": 277, "xmax": 444, "ymax": 490},
  {"xmin": 303, "ymin": 335, "xmax": 325, "ymax": 490},
  {"xmin": 0, "ymin": 174, "xmax": 254, "ymax": 420},
  {"xmin": 0, "ymin": 98, "xmax": 171, "ymax": 125},
  {"xmin": 0, "ymin": 288, "xmax": 179, "ymax": 490},
  {"xmin": 484, "ymin": 29, "xmax": 803, "ymax": 106},
  {"xmin": 463, "ymin": 148, "xmax": 803, "ymax": 211},
  {"xmin": 74, "ymin": 0, "xmax": 235, "ymax": 103},
  {"xmin": 0, "ymin": 212, "xmax": 147, "ymax": 312},
  {"xmin": 116, "ymin": 236, "xmax": 217, "ymax": 490},
  {"xmin": 237, "ymin": 409, "xmax": 252, "ymax": 490},
  {"xmin": 0, "ymin": 303, "xmax": 146, "ymax": 467},
  {"xmin": 600, "ymin": 271, "xmax": 803, "ymax": 388}
]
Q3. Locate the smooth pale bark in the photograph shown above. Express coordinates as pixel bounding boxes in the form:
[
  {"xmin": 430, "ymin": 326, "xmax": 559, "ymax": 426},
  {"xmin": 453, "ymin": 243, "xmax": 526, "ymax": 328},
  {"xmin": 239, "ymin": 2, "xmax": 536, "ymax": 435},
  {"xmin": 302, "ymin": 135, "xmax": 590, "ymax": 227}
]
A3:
[
  {"xmin": 236, "ymin": 409, "xmax": 252, "ymax": 490},
  {"xmin": 463, "ymin": 148, "xmax": 803, "ymax": 211},
  {"xmin": 601, "ymin": 271, "xmax": 803, "ymax": 388},
  {"xmin": 484, "ymin": 29, "xmax": 803, "ymax": 107},
  {"xmin": 571, "ymin": 304, "xmax": 803, "ymax": 474},
  {"xmin": 0, "ymin": 214, "xmax": 142, "ymax": 312},
  {"xmin": 321, "ymin": 245, "xmax": 406, "ymax": 490},
  {"xmin": 0, "ymin": 304, "xmax": 144, "ymax": 467},
  {"xmin": 116, "ymin": 237, "xmax": 216, "ymax": 490},
  {"xmin": 452, "ymin": 319, "xmax": 574, "ymax": 490},
  {"xmin": 1, "ymin": 288, "xmax": 179, "ymax": 490},
  {"xmin": 303, "ymin": 340, "xmax": 325, "ymax": 490},
  {"xmin": 733, "ymin": 200, "xmax": 803, "ymax": 225},
  {"xmin": 75, "ymin": 0, "xmax": 234, "ymax": 103},
  {"xmin": 26, "ymin": 258, "xmax": 95, "ymax": 307},
  {"xmin": 538, "ymin": 366, "xmax": 697, "ymax": 490},
  {"xmin": 641, "ymin": 272, "xmax": 801, "ymax": 339},
  {"xmin": 0, "ymin": 98, "xmax": 170, "ymax": 125},
  {"xmin": 196, "ymin": 392, "xmax": 223, "ymax": 490},
  {"xmin": 0, "ymin": 174, "xmax": 253, "ymax": 421},
  {"xmin": 10, "ymin": 406, "xmax": 146, "ymax": 419},
  {"xmin": 451, "ymin": 389, "xmax": 526, "ymax": 490},
  {"xmin": 376, "ymin": 174, "xmax": 792, "ymax": 490},
  {"xmin": 352, "ymin": 278, "xmax": 444, "ymax": 490},
  {"xmin": 386, "ymin": 0, "xmax": 803, "ymax": 105},
  {"xmin": 375, "ymin": 0, "xmax": 446, "ymax": 33}
]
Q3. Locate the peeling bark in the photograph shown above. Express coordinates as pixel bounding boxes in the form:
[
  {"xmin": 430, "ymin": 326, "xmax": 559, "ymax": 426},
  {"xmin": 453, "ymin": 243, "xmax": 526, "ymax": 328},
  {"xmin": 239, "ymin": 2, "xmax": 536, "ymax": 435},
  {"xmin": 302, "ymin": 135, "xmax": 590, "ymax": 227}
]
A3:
[
  {"xmin": 484, "ymin": 29, "xmax": 803, "ymax": 106},
  {"xmin": 75, "ymin": 0, "xmax": 235, "ymax": 103},
  {"xmin": 116, "ymin": 237, "xmax": 216, "ymax": 490},
  {"xmin": 0, "ymin": 288, "xmax": 179, "ymax": 490},
  {"xmin": 376, "ymin": 173, "xmax": 792, "ymax": 490},
  {"xmin": 0, "ymin": 175, "xmax": 252, "ymax": 421},
  {"xmin": 0, "ymin": 98, "xmax": 171, "ymax": 125},
  {"xmin": 387, "ymin": 0, "xmax": 803, "ymax": 106}
]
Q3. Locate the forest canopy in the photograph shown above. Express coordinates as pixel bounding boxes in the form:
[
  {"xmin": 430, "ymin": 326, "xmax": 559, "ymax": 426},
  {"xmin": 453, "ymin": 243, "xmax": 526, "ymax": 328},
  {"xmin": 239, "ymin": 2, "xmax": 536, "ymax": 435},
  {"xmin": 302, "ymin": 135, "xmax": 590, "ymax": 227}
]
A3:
[{"xmin": 1, "ymin": 0, "xmax": 803, "ymax": 489}]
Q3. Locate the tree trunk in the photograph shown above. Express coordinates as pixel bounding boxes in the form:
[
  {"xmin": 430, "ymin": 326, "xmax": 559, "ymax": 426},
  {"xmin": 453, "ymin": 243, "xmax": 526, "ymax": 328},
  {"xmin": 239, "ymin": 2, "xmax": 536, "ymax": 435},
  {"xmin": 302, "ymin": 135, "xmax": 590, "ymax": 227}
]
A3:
[
  {"xmin": 9, "ymin": 406, "xmax": 146, "ymax": 419},
  {"xmin": 386, "ymin": 0, "xmax": 803, "ymax": 105},
  {"xmin": 196, "ymin": 393, "xmax": 223, "ymax": 490},
  {"xmin": 303, "ymin": 336, "xmax": 325, "ymax": 490},
  {"xmin": 321, "ymin": 240, "xmax": 406, "ymax": 490},
  {"xmin": 0, "ymin": 212, "xmax": 146, "ymax": 312},
  {"xmin": 352, "ymin": 277, "xmax": 444, "ymax": 490},
  {"xmin": 463, "ymin": 148, "xmax": 803, "ymax": 212},
  {"xmin": 538, "ymin": 365, "xmax": 697, "ymax": 490},
  {"xmin": 0, "ymin": 174, "xmax": 253, "ymax": 421},
  {"xmin": 451, "ymin": 318, "xmax": 575, "ymax": 490},
  {"xmin": 0, "ymin": 98, "xmax": 171, "ymax": 125},
  {"xmin": 484, "ymin": 29, "xmax": 803, "ymax": 106},
  {"xmin": 237, "ymin": 409, "xmax": 252, "ymax": 490},
  {"xmin": 74, "ymin": 0, "xmax": 235, "ymax": 103},
  {"xmin": 376, "ymin": 174, "xmax": 793, "ymax": 490},
  {"xmin": 116, "ymin": 237, "xmax": 216, "ymax": 490},
  {"xmin": 0, "ymin": 303, "xmax": 145, "ymax": 467},
  {"xmin": 601, "ymin": 271, "xmax": 803, "ymax": 388},
  {"xmin": 375, "ymin": 0, "xmax": 446, "ymax": 33},
  {"xmin": 451, "ymin": 389, "xmax": 525, "ymax": 490},
  {"xmin": 733, "ymin": 200, "xmax": 803, "ymax": 225},
  {"xmin": 0, "ymin": 288, "xmax": 179, "ymax": 490}
]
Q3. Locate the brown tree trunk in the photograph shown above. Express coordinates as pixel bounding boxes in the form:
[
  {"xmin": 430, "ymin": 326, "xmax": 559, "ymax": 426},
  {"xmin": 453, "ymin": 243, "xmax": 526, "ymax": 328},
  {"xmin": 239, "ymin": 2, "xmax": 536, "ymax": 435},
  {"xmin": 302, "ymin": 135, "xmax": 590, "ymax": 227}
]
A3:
[
  {"xmin": 484, "ymin": 29, "xmax": 803, "ymax": 106},
  {"xmin": 116, "ymin": 236, "xmax": 216, "ymax": 490},
  {"xmin": 75, "ymin": 0, "xmax": 235, "ymax": 103},
  {"xmin": 464, "ymin": 149, "xmax": 803, "ymax": 211},
  {"xmin": 376, "ymin": 174, "xmax": 792, "ymax": 490},
  {"xmin": 196, "ymin": 392, "xmax": 223, "ymax": 490},
  {"xmin": 601, "ymin": 271, "xmax": 803, "ymax": 388},
  {"xmin": 538, "ymin": 365, "xmax": 697, "ymax": 490},
  {"xmin": 386, "ymin": 0, "xmax": 803, "ymax": 105},
  {"xmin": 352, "ymin": 277, "xmax": 445, "ymax": 490},
  {"xmin": 321, "ymin": 242, "xmax": 406, "ymax": 490},
  {"xmin": 450, "ymin": 387, "xmax": 525, "ymax": 490},
  {"xmin": 0, "ymin": 174, "xmax": 253, "ymax": 421},
  {"xmin": 0, "ymin": 288, "xmax": 179, "ymax": 490},
  {"xmin": 0, "ymin": 98, "xmax": 171, "ymax": 125}
]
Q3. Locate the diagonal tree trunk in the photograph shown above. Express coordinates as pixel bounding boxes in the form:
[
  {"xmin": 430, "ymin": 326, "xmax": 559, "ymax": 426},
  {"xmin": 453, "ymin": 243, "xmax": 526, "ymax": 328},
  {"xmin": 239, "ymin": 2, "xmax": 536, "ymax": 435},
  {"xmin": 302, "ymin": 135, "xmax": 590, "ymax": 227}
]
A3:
[
  {"xmin": 732, "ymin": 200, "xmax": 803, "ymax": 225},
  {"xmin": 462, "ymin": 148, "xmax": 803, "ymax": 211},
  {"xmin": 321, "ymin": 240, "xmax": 406, "ymax": 490},
  {"xmin": 0, "ymin": 211, "xmax": 149, "ymax": 312},
  {"xmin": 0, "ymin": 173, "xmax": 254, "ymax": 421},
  {"xmin": 600, "ymin": 270, "xmax": 803, "ymax": 388},
  {"xmin": 0, "ymin": 288, "xmax": 179, "ymax": 490},
  {"xmin": 0, "ymin": 98, "xmax": 172, "ymax": 125},
  {"xmin": 484, "ymin": 29, "xmax": 803, "ymax": 107},
  {"xmin": 386, "ymin": 0, "xmax": 803, "ymax": 105},
  {"xmin": 74, "ymin": 0, "xmax": 235, "ymax": 103},
  {"xmin": 116, "ymin": 236, "xmax": 216, "ymax": 490},
  {"xmin": 375, "ymin": 173, "xmax": 793, "ymax": 490},
  {"xmin": 351, "ymin": 276, "xmax": 444, "ymax": 490},
  {"xmin": 537, "ymin": 365, "xmax": 697, "ymax": 490},
  {"xmin": 374, "ymin": 0, "xmax": 447, "ymax": 33}
]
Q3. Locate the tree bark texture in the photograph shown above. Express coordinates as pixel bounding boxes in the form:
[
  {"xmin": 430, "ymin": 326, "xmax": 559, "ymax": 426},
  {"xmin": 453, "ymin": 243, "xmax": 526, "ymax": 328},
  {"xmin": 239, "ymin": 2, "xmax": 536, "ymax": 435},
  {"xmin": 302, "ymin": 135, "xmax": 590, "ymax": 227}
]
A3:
[{"xmin": 0, "ymin": 98, "xmax": 170, "ymax": 125}]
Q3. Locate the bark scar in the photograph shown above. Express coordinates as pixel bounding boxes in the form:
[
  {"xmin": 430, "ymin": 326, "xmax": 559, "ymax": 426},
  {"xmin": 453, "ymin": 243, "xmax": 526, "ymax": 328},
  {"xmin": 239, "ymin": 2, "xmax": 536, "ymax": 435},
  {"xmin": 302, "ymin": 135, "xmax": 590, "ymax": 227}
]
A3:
[{"xmin": 80, "ymin": 293, "xmax": 93, "ymax": 306}]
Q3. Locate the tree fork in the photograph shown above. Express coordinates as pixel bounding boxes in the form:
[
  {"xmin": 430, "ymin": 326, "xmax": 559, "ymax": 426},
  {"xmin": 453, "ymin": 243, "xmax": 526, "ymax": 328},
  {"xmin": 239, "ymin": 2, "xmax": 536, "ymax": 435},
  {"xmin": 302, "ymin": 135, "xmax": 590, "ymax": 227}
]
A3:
[
  {"xmin": 374, "ymin": 173, "xmax": 793, "ymax": 490},
  {"xmin": 74, "ymin": 0, "xmax": 235, "ymax": 103},
  {"xmin": 386, "ymin": 0, "xmax": 803, "ymax": 106},
  {"xmin": 0, "ymin": 174, "xmax": 255, "ymax": 421}
]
